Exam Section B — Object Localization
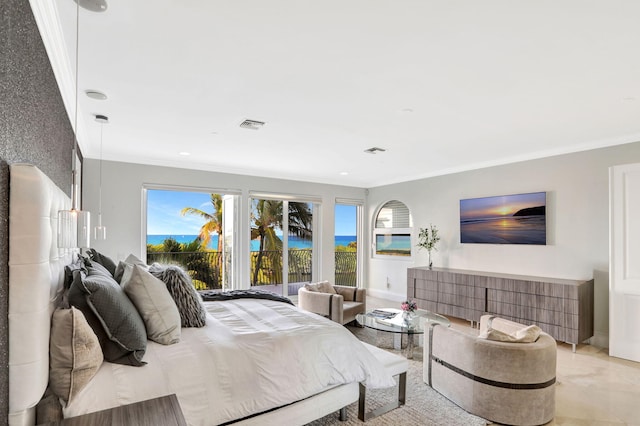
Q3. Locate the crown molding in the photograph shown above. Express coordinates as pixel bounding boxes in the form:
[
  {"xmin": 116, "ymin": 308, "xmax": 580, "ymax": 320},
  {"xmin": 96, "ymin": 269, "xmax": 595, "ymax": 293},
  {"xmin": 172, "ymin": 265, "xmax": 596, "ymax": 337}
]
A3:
[{"xmin": 29, "ymin": 0, "xmax": 89, "ymax": 154}]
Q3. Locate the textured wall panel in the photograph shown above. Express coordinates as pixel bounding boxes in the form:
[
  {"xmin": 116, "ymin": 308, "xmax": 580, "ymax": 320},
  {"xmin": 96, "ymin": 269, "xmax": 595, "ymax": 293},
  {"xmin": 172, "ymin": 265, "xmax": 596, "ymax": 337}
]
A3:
[{"xmin": 0, "ymin": 0, "xmax": 76, "ymax": 420}]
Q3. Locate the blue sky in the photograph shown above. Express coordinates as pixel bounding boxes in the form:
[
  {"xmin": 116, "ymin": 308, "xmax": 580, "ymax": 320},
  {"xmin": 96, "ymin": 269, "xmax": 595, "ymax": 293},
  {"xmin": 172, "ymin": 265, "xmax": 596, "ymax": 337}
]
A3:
[
  {"xmin": 147, "ymin": 190, "xmax": 214, "ymax": 235},
  {"xmin": 334, "ymin": 204, "xmax": 356, "ymax": 236},
  {"xmin": 147, "ymin": 189, "xmax": 357, "ymax": 236},
  {"xmin": 460, "ymin": 192, "xmax": 546, "ymax": 221}
]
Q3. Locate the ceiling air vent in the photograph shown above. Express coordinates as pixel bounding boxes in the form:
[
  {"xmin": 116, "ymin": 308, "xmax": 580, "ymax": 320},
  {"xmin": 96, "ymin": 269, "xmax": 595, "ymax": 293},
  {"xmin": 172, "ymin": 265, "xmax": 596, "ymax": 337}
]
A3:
[
  {"xmin": 239, "ymin": 119, "xmax": 265, "ymax": 130},
  {"xmin": 364, "ymin": 147, "xmax": 386, "ymax": 154}
]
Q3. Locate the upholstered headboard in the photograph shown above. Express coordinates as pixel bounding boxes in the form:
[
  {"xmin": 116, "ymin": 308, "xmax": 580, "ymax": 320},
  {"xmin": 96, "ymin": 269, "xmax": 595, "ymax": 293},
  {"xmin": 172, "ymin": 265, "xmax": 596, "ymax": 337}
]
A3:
[{"xmin": 8, "ymin": 164, "xmax": 76, "ymax": 426}]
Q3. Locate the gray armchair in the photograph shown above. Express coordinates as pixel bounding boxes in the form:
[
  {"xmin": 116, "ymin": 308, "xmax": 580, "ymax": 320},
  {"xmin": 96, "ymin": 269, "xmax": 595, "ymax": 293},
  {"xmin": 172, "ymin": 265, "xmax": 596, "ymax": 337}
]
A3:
[
  {"xmin": 424, "ymin": 315, "xmax": 557, "ymax": 426},
  {"xmin": 298, "ymin": 282, "xmax": 366, "ymax": 325}
]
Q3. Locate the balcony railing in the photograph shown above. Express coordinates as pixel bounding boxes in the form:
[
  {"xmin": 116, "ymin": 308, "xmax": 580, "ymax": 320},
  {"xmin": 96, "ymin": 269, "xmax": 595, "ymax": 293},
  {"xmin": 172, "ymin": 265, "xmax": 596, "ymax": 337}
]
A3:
[
  {"xmin": 335, "ymin": 251, "xmax": 357, "ymax": 286},
  {"xmin": 146, "ymin": 250, "xmax": 357, "ymax": 290}
]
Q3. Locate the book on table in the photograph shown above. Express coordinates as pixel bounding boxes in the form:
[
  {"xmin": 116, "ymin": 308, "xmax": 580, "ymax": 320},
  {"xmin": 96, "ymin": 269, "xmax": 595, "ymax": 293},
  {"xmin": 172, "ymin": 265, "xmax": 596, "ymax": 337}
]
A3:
[{"xmin": 368, "ymin": 309, "xmax": 399, "ymax": 320}]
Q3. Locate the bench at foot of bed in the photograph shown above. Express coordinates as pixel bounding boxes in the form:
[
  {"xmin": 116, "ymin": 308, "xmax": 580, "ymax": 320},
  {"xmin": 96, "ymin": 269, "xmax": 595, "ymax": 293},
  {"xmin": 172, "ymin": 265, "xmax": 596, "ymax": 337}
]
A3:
[{"xmin": 359, "ymin": 342, "xmax": 409, "ymax": 422}]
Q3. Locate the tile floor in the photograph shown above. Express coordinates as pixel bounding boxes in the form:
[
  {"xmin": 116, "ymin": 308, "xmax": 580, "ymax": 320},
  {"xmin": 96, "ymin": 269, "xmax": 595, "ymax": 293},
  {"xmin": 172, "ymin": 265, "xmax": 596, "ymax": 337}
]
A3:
[{"xmin": 365, "ymin": 296, "xmax": 640, "ymax": 425}]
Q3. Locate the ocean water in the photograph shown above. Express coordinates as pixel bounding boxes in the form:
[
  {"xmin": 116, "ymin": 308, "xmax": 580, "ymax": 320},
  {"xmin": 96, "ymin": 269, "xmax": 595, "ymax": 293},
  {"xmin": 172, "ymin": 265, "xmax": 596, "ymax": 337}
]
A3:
[
  {"xmin": 375, "ymin": 234, "xmax": 412, "ymax": 254},
  {"xmin": 460, "ymin": 215, "xmax": 546, "ymax": 244},
  {"xmin": 148, "ymin": 234, "xmax": 357, "ymax": 250}
]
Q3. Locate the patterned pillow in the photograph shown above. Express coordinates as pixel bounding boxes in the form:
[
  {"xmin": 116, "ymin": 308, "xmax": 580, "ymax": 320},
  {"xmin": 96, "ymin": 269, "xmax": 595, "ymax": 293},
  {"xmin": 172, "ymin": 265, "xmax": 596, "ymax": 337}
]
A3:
[
  {"xmin": 149, "ymin": 264, "xmax": 206, "ymax": 328},
  {"xmin": 49, "ymin": 307, "xmax": 103, "ymax": 403},
  {"xmin": 86, "ymin": 248, "xmax": 117, "ymax": 277},
  {"xmin": 68, "ymin": 269, "xmax": 147, "ymax": 365}
]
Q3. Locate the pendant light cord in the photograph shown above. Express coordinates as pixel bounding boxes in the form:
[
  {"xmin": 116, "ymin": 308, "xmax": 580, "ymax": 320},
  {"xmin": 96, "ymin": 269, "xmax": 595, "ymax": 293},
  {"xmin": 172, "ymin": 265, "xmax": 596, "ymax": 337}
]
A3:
[{"xmin": 98, "ymin": 122, "xmax": 103, "ymax": 225}]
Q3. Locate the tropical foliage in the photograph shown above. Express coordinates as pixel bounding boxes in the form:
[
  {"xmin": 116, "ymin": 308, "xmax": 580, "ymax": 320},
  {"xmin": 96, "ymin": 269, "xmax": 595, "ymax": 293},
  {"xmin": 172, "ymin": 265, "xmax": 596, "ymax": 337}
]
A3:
[
  {"xmin": 147, "ymin": 237, "xmax": 219, "ymax": 290},
  {"xmin": 180, "ymin": 194, "xmax": 223, "ymax": 251},
  {"xmin": 250, "ymin": 200, "xmax": 313, "ymax": 285}
]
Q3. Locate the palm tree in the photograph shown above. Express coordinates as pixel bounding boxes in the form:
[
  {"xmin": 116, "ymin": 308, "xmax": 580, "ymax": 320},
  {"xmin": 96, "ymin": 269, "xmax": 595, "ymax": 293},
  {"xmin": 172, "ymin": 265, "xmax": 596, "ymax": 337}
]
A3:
[
  {"xmin": 180, "ymin": 194, "xmax": 223, "ymax": 251},
  {"xmin": 250, "ymin": 200, "xmax": 313, "ymax": 285}
]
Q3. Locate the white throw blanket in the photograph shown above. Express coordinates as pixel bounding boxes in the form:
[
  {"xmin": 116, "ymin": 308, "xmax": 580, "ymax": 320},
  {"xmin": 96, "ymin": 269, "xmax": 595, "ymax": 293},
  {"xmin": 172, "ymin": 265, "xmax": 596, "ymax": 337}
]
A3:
[{"xmin": 64, "ymin": 299, "xmax": 394, "ymax": 425}]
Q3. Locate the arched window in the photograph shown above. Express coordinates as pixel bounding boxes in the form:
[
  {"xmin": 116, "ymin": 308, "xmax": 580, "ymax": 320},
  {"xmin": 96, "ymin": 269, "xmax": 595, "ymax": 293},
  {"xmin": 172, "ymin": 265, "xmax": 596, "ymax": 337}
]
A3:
[{"xmin": 373, "ymin": 200, "xmax": 412, "ymax": 257}]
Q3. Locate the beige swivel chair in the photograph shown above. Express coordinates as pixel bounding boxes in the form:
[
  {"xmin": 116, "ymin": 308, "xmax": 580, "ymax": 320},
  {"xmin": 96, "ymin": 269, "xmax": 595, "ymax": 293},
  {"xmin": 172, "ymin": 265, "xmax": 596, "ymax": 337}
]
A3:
[
  {"xmin": 298, "ymin": 281, "xmax": 366, "ymax": 325},
  {"xmin": 424, "ymin": 315, "xmax": 557, "ymax": 426}
]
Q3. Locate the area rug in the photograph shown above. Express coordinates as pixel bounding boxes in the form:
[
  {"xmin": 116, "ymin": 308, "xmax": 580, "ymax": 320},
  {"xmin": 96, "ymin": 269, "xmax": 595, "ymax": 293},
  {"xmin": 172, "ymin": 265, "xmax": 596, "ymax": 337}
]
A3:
[{"xmin": 305, "ymin": 326, "xmax": 489, "ymax": 426}]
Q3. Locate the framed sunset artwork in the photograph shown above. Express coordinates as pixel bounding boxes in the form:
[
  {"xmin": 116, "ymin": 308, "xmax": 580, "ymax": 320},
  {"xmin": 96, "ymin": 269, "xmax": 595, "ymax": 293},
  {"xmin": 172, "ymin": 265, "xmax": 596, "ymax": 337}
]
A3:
[{"xmin": 459, "ymin": 192, "xmax": 546, "ymax": 245}]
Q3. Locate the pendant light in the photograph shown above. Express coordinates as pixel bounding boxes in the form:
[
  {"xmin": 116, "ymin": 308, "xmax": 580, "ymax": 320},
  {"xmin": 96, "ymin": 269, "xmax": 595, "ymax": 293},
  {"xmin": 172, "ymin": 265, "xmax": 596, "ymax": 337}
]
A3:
[
  {"xmin": 94, "ymin": 114, "xmax": 108, "ymax": 241},
  {"xmin": 58, "ymin": 0, "xmax": 91, "ymax": 248}
]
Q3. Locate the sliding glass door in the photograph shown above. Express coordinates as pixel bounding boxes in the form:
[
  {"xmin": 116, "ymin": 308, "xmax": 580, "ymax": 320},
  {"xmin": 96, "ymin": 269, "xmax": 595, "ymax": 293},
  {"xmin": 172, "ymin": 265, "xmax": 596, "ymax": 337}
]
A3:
[
  {"xmin": 250, "ymin": 197, "xmax": 315, "ymax": 297},
  {"xmin": 287, "ymin": 202, "xmax": 313, "ymax": 293},
  {"xmin": 334, "ymin": 201, "xmax": 362, "ymax": 287}
]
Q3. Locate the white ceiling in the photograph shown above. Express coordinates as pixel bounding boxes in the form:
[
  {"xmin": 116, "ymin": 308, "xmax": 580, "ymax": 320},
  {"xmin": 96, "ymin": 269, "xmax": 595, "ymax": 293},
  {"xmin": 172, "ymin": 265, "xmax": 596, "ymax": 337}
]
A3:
[{"xmin": 32, "ymin": 0, "xmax": 640, "ymax": 188}]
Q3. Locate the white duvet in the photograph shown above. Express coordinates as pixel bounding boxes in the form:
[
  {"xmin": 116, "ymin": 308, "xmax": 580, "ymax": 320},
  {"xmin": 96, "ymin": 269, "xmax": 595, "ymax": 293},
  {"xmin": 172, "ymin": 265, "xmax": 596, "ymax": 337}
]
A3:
[{"xmin": 64, "ymin": 299, "xmax": 394, "ymax": 425}]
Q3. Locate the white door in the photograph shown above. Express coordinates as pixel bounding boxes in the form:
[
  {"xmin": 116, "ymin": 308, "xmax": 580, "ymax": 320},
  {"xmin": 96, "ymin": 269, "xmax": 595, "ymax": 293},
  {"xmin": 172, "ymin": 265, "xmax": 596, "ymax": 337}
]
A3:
[{"xmin": 610, "ymin": 163, "xmax": 640, "ymax": 362}]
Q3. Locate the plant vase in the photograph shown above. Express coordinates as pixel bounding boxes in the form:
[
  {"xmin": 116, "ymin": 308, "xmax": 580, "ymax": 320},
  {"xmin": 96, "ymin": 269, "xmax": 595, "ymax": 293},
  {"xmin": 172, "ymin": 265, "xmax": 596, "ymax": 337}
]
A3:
[
  {"xmin": 428, "ymin": 250, "xmax": 433, "ymax": 269},
  {"xmin": 402, "ymin": 310, "xmax": 414, "ymax": 326}
]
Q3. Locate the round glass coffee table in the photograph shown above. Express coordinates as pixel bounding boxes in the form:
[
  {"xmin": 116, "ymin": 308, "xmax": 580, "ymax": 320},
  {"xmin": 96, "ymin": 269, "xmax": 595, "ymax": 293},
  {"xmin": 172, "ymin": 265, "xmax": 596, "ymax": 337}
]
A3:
[{"xmin": 356, "ymin": 308, "xmax": 450, "ymax": 359}]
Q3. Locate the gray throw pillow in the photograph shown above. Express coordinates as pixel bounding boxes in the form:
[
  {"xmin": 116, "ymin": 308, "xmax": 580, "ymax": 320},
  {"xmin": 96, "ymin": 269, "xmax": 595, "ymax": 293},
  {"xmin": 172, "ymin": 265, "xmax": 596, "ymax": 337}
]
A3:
[
  {"xmin": 63, "ymin": 255, "xmax": 87, "ymax": 290},
  {"xmin": 149, "ymin": 264, "xmax": 206, "ymax": 328},
  {"xmin": 86, "ymin": 248, "xmax": 117, "ymax": 277},
  {"xmin": 86, "ymin": 261, "xmax": 112, "ymax": 279},
  {"xmin": 36, "ymin": 388, "xmax": 63, "ymax": 424},
  {"xmin": 68, "ymin": 268, "xmax": 147, "ymax": 366}
]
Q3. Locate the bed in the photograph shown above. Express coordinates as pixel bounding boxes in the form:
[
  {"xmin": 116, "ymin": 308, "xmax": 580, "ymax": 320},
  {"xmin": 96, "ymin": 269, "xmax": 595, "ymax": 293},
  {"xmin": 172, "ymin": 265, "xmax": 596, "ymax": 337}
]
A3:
[{"xmin": 7, "ymin": 163, "xmax": 394, "ymax": 425}]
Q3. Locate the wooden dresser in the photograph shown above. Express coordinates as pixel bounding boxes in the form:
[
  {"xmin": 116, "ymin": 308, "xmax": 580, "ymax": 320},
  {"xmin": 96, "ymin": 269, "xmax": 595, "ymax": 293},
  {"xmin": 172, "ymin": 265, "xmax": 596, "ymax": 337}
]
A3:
[{"xmin": 407, "ymin": 267, "xmax": 594, "ymax": 348}]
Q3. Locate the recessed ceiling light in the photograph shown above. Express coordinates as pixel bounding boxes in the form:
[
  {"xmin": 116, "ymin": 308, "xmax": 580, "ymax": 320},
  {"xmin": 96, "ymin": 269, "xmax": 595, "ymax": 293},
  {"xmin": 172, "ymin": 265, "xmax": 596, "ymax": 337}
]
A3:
[
  {"xmin": 179, "ymin": 152, "xmax": 191, "ymax": 156},
  {"xmin": 340, "ymin": 172, "xmax": 349, "ymax": 176},
  {"xmin": 85, "ymin": 90, "xmax": 107, "ymax": 100},
  {"xmin": 74, "ymin": 0, "xmax": 108, "ymax": 12},
  {"xmin": 401, "ymin": 108, "xmax": 414, "ymax": 113}
]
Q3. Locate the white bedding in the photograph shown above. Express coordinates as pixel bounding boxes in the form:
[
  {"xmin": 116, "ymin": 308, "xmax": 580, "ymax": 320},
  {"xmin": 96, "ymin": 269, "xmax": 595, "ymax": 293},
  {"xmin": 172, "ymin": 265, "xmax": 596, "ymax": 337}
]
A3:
[{"xmin": 64, "ymin": 298, "xmax": 394, "ymax": 425}]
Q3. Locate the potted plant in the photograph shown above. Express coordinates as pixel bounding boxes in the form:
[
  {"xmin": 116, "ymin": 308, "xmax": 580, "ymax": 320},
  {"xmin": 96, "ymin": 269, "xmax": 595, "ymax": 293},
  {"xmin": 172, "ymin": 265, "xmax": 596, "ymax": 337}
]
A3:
[
  {"xmin": 417, "ymin": 224, "xmax": 440, "ymax": 269},
  {"xmin": 400, "ymin": 299, "xmax": 418, "ymax": 323}
]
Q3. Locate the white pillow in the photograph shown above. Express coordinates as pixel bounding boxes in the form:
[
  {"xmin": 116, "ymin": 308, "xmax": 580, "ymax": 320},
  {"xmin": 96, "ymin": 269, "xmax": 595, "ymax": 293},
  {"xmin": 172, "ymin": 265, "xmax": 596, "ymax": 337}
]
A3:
[
  {"xmin": 114, "ymin": 253, "xmax": 148, "ymax": 283},
  {"xmin": 304, "ymin": 280, "xmax": 337, "ymax": 294},
  {"xmin": 121, "ymin": 264, "xmax": 181, "ymax": 345},
  {"xmin": 479, "ymin": 324, "xmax": 542, "ymax": 343}
]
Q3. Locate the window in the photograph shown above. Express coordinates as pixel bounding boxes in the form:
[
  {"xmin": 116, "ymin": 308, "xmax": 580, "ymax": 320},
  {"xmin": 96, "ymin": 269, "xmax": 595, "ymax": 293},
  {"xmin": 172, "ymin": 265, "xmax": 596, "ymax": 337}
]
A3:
[
  {"xmin": 373, "ymin": 200, "xmax": 412, "ymax": 257},
  {"xmin": 335, "ymin": 200, "xmax": 363, "ymax": 287},
  {"xmin": 144, "ymin": 187, "xmax": 239, "ymax": 290}
]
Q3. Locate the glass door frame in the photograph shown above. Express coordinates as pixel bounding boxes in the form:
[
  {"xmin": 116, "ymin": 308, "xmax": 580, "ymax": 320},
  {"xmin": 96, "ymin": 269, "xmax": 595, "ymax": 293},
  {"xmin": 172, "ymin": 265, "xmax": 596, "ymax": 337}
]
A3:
[
  {"xmin": 335, "ymin": 198, "xmax": 364, "ymax": 288},
  {"xmin": 248, "ymin": 191, "xmax": 321, "ymax": 298}
]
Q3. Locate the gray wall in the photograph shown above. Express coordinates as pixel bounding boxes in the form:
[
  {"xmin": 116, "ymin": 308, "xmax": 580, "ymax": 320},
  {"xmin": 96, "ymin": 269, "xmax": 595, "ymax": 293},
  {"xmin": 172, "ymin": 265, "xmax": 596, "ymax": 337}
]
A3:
[
  {"xmin": 0, "ymin": 1, "xmax": 74, "ymax": 421},
  {"xmin": 367, "ymin": 141, "xmax": 640, "ymax": 348}
]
